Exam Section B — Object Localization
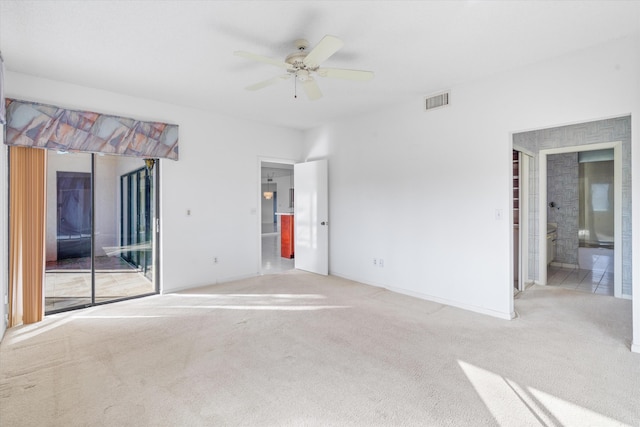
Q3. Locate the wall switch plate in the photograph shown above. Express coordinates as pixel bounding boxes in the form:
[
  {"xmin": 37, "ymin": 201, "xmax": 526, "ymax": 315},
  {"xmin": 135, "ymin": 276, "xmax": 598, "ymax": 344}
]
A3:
[
  {"xmin": 495, "ymin": 209, "xmax": 503, "ymax": 220},
  {"xmin": 379, "ymin": 259, "xmax": 384, "ymax": 267}
]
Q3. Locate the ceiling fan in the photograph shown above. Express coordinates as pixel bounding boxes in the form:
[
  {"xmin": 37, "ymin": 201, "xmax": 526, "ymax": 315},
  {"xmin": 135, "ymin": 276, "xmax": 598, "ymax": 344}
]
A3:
[{"xmin": 234, "ymin": 35, "xmax": 374, "ymax": 101}]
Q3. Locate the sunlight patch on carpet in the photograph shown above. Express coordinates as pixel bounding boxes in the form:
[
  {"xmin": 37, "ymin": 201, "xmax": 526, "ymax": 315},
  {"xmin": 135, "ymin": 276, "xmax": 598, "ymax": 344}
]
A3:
[{"xmin": 458, "ymin": 360, "xmax": 630, "ymax": 427}]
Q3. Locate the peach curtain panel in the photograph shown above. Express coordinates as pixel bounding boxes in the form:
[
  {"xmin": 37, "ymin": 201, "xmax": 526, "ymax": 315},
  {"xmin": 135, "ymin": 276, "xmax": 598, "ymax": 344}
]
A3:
[{"xmin": 9, "ymin": 146, "xmax": 47, "ymax": 327}]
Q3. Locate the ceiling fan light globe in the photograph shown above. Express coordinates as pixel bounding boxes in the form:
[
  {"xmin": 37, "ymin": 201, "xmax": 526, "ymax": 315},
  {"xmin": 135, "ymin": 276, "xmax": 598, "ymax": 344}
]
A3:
[{"xmin": 297, "ymin": 70, "xmax": 310, "ymax": 81}]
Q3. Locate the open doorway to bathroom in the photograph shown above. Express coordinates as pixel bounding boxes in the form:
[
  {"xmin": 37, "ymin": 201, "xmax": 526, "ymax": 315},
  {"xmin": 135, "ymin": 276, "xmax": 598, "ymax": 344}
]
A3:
[
  {"xmin": 514, "ymin": 116, "xmax": 629, "ymax": 302},
  {"xmin": 546, "ymin": 149, "xmax": 615, "ymax": 295},
  {"xmin": 540, "ymin": 144, "xmax": 621, "ymax": 297},
  {"xmin": 260, "ymin": 161, "xmax": 295, "ymax": 274}
]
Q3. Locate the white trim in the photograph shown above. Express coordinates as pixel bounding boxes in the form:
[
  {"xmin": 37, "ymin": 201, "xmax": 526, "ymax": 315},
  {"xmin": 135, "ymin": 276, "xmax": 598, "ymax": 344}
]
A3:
[
  {"xmin": 519, "ymin": 152, "xmax": 531, "ymax": 292},
  {"xmin": 513, "ymin": 144, "xmax": 535, "ymax": 158},
  {"xmin": 161, "ymin": 272, "xmax": 259, "ymax": 294},
  {"xmin": 538, "ymin": 142, "xmax": 622, "ymax": 299},
  {"xmin": 331, "ymin": 271, "xmax": 516, "ymax": 321}
]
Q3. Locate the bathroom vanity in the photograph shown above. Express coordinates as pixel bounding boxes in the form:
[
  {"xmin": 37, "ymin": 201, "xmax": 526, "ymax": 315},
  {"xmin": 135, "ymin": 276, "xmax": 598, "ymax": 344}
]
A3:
[{"xmin": 547, "ymin": 223, "xmax": 557, "ymax": 265}]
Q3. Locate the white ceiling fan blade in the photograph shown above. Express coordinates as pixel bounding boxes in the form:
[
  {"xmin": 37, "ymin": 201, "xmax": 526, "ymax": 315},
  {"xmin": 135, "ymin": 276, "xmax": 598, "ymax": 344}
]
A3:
[
  {"xmin": 316, "ymin": 68, "xmax": 374, "ymax": 81},
  {"xmin": 301, "ymin": 78, "xmax": 322, "ymax": 101},
  {"xmin": 303, "ymin": 35, "xmax": 344, "ymax": 68},
  {"xmin": 234, "ymin": 51, "xmax": 292, "ymax": 69},
  {"xmin": 245, "ymin": 75, "xmax": 291, "ymax": 91}
]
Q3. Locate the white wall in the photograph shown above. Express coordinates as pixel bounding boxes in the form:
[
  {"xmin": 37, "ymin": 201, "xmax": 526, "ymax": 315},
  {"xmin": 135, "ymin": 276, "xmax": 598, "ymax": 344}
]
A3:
[
  {"xmin": 274, "ymin": 174, "xmax": 294, "ymax": 214},
  {"xmin": 261, "ymin": 183, "xmax": 276, "ymax": 225},
  {"xmin": 303, "ymin": 33, "xmax": 640, "ymax": 337},
  {"xmin": 261, "ymin": 169, "xmax": 294, "ymax": 230},
  {"xmin": 3, "ymin": 72, "xmax": 304, "ymax": 295}
]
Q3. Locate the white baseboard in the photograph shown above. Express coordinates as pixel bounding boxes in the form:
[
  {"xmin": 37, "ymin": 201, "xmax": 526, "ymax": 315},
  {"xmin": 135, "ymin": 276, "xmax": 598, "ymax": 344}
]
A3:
[
  {"xmin": 330, "ymin": 271, "xmax": 514, "ymax": 321},
  {"xmin": 161, "ymin": 272, "xmax": 258, "ymax": 294},
  {"xmin": 550, "ymin": 261, "xmax": 580, "ymax": 269}
]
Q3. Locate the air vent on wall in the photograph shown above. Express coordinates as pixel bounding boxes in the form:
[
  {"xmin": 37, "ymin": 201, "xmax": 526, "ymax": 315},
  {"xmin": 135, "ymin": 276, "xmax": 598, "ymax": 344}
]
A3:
[{"xmin": 424, "ymin": 91, "xmax": 450, "ymax": 111}]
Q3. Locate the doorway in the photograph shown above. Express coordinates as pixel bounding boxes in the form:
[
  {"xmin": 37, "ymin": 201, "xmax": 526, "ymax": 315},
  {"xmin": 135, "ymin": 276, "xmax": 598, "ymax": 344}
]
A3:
[
  {"xmin": 539, "ymin": 142, "xmax": 622, "ymax": 297},
  {"xmin": 45, "ymin": 151, "xmax": 159, "ymax": 313},
  {"xmin": 545, "ymin": 149, "xmax": 615, "ymax": 295},
  {"xmin": 259, "ymin": 160, "xmax": 295, "ymax": 274}
]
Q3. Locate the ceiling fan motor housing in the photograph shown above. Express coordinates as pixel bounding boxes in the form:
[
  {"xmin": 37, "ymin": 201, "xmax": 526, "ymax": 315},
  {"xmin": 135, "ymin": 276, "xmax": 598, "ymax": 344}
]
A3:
[
  {"xmin": 285, "ymin": 39, "xmax": 319, "ymax": 78},
  {"xmin": 294, "ymin": 39, "xmax": 309, "ymax": 50}
]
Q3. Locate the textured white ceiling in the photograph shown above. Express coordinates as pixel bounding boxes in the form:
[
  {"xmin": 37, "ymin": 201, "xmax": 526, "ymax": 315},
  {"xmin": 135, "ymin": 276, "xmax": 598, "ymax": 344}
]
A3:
[{"xmin": 1, "ymin": 1, "xmax": 639, "ymax": 130}]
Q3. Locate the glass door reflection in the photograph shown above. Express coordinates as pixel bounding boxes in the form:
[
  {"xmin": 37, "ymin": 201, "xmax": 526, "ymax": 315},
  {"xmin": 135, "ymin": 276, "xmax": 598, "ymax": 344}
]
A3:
[
  {"xmin": 94, "ymin": 155, "xmax": 156, "ymax": 304},
  {"xmin": 45, "ymin": 152, "xmax": 158, "ymax": 314},
  {"xmin": 120, "ymin": 166, "xmax": 154, "ymax": 281},
  {"xmin": 45, "ymin": 152, "xmax": 93, "ymax": 311}
]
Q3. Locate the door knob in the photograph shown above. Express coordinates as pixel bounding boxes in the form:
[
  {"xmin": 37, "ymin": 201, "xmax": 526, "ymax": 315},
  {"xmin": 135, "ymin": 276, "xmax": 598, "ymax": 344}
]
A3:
[{"xmin": 321, "ymin": 221, "xmax": 328, "ymax": 226}]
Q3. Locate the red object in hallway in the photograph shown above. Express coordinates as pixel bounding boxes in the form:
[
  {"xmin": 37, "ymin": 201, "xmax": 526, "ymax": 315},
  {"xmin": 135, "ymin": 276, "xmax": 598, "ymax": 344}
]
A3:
[{"xmin": 281, "ymin": 214, "xmax": 294, "ymax": 259}]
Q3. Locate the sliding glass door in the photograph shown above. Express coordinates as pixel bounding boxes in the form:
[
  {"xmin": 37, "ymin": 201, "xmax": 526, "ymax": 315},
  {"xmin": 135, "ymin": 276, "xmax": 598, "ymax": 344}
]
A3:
[
  {"xmin": 45, "ymin": 152, "xmax": 93, "ymax": 310},
  {"xmin": 120, "ymin": 166, "xmax": 154, "ymax": 282},
  {"xmin": 44, "ymin": 151, "xmax": 158, "ymax": 313}
]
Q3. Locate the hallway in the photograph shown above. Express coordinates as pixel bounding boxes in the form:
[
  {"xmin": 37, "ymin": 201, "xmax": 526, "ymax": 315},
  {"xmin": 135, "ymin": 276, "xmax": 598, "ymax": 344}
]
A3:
[{"xmin": 261, "ymin": 232, "xmax": 294, "ymax": 274}]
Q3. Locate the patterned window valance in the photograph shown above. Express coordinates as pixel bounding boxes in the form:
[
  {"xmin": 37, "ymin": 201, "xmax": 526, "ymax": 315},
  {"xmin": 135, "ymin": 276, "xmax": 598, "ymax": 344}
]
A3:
[{"xmin": 4, "ymin": 98, "xmax": 179, "ymax": 160}]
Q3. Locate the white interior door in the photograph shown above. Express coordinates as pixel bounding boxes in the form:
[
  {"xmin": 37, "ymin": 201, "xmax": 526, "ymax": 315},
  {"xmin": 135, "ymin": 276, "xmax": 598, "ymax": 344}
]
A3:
[{"xmin": 294, "ymin": 159, "xmax": 328, "ymax": 275}]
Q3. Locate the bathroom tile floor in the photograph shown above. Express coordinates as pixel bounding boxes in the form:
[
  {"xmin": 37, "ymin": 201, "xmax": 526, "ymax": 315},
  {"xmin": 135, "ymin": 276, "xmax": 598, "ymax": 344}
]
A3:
[{"xmin": 547, "ymin": 247, "xmax": 614, "ymax": 296}]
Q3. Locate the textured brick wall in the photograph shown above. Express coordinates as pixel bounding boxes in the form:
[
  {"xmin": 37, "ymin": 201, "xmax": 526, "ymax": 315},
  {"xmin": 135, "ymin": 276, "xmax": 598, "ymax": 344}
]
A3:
[{"xmin": 547, "ymin": 153, "xmax": 579, "ymax": 265}]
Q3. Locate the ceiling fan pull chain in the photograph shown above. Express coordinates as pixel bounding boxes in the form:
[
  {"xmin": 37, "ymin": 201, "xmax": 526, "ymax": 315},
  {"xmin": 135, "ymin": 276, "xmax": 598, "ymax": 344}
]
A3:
[{"xmin": 294, "ymin": 75, "xmax": 297, "ymax": 99}]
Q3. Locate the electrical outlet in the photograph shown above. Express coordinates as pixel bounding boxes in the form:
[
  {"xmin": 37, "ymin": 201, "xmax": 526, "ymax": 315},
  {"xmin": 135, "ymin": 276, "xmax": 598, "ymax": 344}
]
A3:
[
  {"xmin": 373, "ymin": 258, "xmax": 377, "ymax": 266},
  {"xmin": 213, "ymin": 257, "xmax": 219, "ymax": 264}
]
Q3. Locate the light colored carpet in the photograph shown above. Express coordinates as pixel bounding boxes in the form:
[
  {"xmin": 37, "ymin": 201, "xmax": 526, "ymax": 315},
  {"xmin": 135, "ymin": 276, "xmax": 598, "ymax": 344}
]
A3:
[{"xmin": 1, "ymin": 271, "xmax": 638, "ymax": 426}]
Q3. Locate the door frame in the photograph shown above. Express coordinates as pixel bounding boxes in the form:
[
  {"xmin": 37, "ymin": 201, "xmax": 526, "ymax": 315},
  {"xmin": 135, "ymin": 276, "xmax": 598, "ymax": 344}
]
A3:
[
  {"xmin": 257, "ymin": 157, "xmax": 296, "ymax": 274},
  {"xmin": 512, "ymin": 148, "xmax": 534, "ymax": 294},
  {"xmin": 538, "ymin": 141, "xmax": 622, "ymax": 297}
]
